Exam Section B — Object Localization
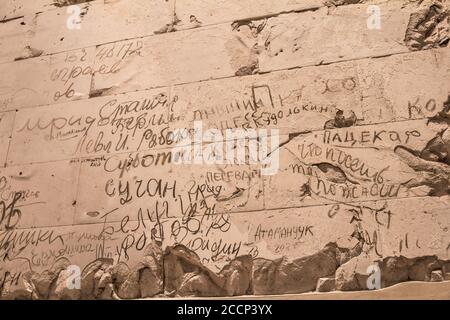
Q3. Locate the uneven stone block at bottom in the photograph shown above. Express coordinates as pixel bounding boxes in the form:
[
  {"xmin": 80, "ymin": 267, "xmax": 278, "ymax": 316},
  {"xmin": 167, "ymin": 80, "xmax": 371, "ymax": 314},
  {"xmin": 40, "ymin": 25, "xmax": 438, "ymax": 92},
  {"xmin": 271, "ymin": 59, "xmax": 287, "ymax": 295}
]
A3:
[
  {"xmin": 429, "ymin": 270, "xmax": 444, "ymax": 282},
  {"xmin": 316, "ymin": 278, "xmax": 336, "ymax": 292}
]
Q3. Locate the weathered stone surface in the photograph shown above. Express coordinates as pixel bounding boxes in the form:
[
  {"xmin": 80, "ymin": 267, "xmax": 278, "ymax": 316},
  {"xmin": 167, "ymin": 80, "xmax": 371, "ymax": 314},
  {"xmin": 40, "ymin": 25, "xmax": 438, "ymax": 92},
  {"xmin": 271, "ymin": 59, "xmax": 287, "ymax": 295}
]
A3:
[
  {"xmin": 379, "ymin": 198, "xmax": 449, "ymax": 259},
  {"xmin": 358, "ymin": 47, "xmax": 450, "ymax": 124},
  {"xmin": 0, "ymin": 0, "xmax": 449, "ymax": 301},
  {"xmin": 394, "ymin": 128, "xmax": 450, "ymax": 196},
  {"xmin": 404, "ymin": 1, "xmax": 449, "ymax": 51},
  {"xmin": 90, "ymin": 2, "xmax": 434, "ymax": 96},
  {"xmin": 169, "ymin": 59, "xmax": 363, "ymax": 136},
  {"xmin": 0, "ymin": 0, "xmax": 56, "ymax": 21},
  {"xmin": 74, "ymin": 154, "xmax": 264, "ymax": 226},
  {"xmin": 174, "ymin": 0, "xmax": 323, "ymax": 30},
  {"xmin": 30, "ymin": 1, "xmax": 174, "ymax": 59},
  {"xmin": 115, "ymin": 242, "xmax": 163, "ymax": 299},
  {"xmin": 7, "ymin": 48, "xmax": 447, "ymax": 166},
  {"xmin": 48, "ymin": 268, "xmax": 81, "ymax": 300},
  {"xmin": 0, "ymin": 1, "xmax": 174, "ymax": 64},
  {"xmin": 31, "ymin": 258, "xmax": 71, "ymax": 299},
  {"xmin": 252, "ymin": 244, "xmax": 338, "ymax": 295},
  {"xmin": 0, "ymin": 15, "xmax": 31, "ymax": 64},
  {"xmin": 380, "ymin": 256, "xmax": 410, "ymax": 287},
  {"xmin": 408, "ymin": 256, "xmax": 442, "ymax": 281},
  {"xmin": 91, "ymin": 26, "xmax": 237, "ymax": 95},
  {"xmin": 220, "ymin": 256, "xmax": 252, "ymax": 296},
  {"xmin": 163, "ymin": 245, "xmax": 225, "ymax": 297},
  {"xmin": 0, "ymin": 193, "xmax": 448, "ymax": 298},
  {"xmin": 443, "ymin": 261, "xmax": 450, "ymax": 274},
  {"xmin": 8, "ymin": 88, "xmax": 172, "ymax": 165},
  {"xmin": 0, "ymin": 0, "xmax": 337, "ymax": 65},
  {"xmin": 264, "ymin": 120, "xmax": 446, "ymax": 209},
  {"xmin": 0, "ymin": 160, "xmax": 80, "ymax": 229},
  {"xmin": 335, "ymin": 253, "xmax": 376, "ymax": 291},
  {"xmin": 0, "ymin": 47, "xmax": 94, "ymax": 111},
  {"xmin": 80, "ymin": 258, "xmax": 113, "ymax": 299},
  {"xmin": 256, "ymin": 2, "xmax": 413, "ymax": 73},
  {"xmin": 115, "ymin": 267, "xmax": 140, "ymax": 299},
  {"xmin": 316, "ymin": 277, "xmax": 336, "ymax": 292},
  {"xmin": 139, "ymin": 268, "xmax": 159, "ymax": 298},
  {"xmin": 139, "ymin": 242, "xmax": 164, "ymax": 298},
  {"xmin": 430, "ymin": 270, "xmax": 444, "ymax": 282},
  {"xmin": 0, "ymin": 272, "xmax": 38, "ymax": 300},
  {"xmin": 0, "ymin": 112, "xmax": 14, "ymax": 167}
]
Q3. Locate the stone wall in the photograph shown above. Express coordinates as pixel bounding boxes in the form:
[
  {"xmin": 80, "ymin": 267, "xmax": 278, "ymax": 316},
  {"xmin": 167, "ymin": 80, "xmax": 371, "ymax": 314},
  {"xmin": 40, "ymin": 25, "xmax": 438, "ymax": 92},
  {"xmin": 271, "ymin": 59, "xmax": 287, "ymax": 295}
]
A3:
[{"xmin": 0, "ymin": 0, "xmax": 449, "ymax": 299}]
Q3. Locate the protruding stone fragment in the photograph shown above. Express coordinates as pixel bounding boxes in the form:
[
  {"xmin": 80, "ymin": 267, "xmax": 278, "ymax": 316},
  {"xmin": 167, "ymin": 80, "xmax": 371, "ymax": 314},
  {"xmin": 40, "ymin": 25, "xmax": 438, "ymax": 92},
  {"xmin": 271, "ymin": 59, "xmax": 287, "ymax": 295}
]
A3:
[
  {"xmin": 115, "ymin": 241, "xmax": 164, "ymax": 299},
  {"xmin": 116, "ymin": 268, "xmax": 140, "ymax": 300},
  {"xmin": 380, "ymin": 256, "xmax": 410, "ymax": 288},
  {"xmin": 404, "ymin": 2, "xmax": 449, "ymax": 51},
  {"xmin": 80, "ymin": 258, "xmax": 113, "ymax": 299},
  {"xmin": 139, "ymin": 242, "xmax": 164, "ymax": 298},
  {"xmin": 98, "ymin": 283, "xmax": 117, "ymax": 300},
  {"xmin": 443, "ymin": 261, "xmax": 450, "ymax": 277},
  {"xmin": 31, "ymin": 258, "xmax": 71, "ymax": 299},
  {"xmin": 0, "ymin": 272, "xmax": 38, "ymax": 300},
  {"xmin": 335, "ymin": 253, "xmax": 375, "ymax": 291},
  {"xmin": 316, "ymin": 277, "xmax": 336, "ymax": 292},
  {"xmin": 252, "ymin": 244, "xmax": 338, "ymax": 295},
  {"xmin": 220, "ymin": 256, "xmax": 253, "ymax": 296},
  {"xmin": 163, "ymin": 245, "xmax": 225, "ymax": 297},
  {"xmin": 430, "ymin": 270, "xmax": 444, "ymax": 282}
]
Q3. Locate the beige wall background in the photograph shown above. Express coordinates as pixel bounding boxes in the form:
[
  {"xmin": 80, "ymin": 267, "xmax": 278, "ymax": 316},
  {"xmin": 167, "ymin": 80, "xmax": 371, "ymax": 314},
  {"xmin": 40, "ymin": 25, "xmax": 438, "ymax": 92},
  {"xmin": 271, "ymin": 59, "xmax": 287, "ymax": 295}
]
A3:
[{"xmin": 0, "ymin": 0, "xmax": 449, "ymax": 299}]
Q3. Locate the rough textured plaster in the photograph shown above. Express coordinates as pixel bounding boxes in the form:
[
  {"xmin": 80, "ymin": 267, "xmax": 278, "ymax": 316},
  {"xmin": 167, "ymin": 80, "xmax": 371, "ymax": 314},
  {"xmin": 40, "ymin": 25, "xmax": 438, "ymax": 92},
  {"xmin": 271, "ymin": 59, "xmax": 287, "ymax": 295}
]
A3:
[{"xmin": 0, "ymin": 0, "xmax": 449, "ymax": 299}]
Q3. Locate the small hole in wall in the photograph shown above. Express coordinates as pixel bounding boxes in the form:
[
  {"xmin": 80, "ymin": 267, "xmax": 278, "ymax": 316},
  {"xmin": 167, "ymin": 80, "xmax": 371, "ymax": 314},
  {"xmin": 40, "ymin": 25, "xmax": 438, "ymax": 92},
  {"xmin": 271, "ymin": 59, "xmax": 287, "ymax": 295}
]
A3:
[
  {"xmin": 19, "ymin": 171, "xmax": 22, "ymax": 176},
  {"xmin": 20, "ymin": 22, "xmax": 25, "ymax": 25},
  {"xmin": 60, "ymin": 37, "xmax": 64, "ymax": 41}
]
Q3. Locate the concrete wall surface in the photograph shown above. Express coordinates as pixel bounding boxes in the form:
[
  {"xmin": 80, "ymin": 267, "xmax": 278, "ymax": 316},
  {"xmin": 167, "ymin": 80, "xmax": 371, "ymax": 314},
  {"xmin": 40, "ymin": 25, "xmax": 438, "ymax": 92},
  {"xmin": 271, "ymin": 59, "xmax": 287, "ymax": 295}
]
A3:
[{"xmin": 0, "ymin": 0, "xmax": 449, "ymax": 299}]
